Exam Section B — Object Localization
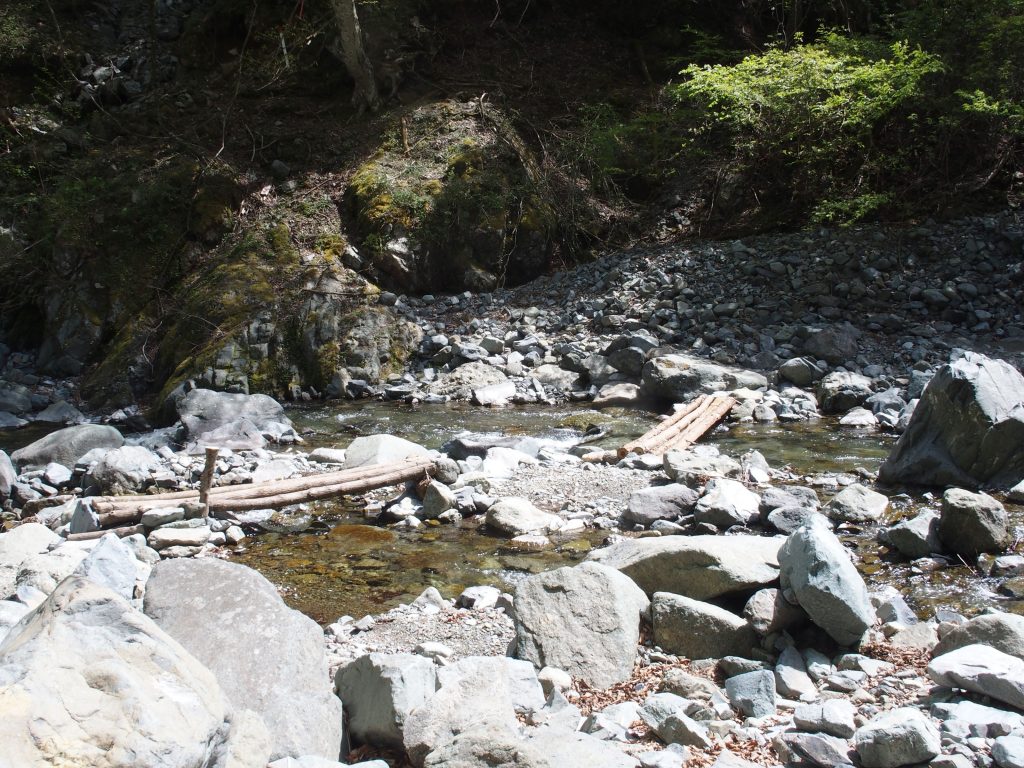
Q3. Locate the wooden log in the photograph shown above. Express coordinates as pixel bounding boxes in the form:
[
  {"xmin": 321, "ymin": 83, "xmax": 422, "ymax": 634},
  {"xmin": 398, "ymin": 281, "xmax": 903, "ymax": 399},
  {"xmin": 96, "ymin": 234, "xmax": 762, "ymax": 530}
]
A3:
[
  {"xmin": 98, "ymin": 507, "xmax": 153, "ymax": 528},
  {"xmin": 208, "ymin": 457, "xmax": 434, "ymax": 501},
  {"xmin": 22, "ymin": 495, "xmax": 75, "ymax": 517},
  {"xmin": 659, "ymin": 396, "xmax": 736, "ymax": 453},
  {"xmin": 643, "ymin": 397, "xmax": 724, "ymax": 456},
  {"xmin": 641, "ymin": 397, "xmax": 717, "ymax": 455},
  {"xmin": 94, "ymin": 457, "xmax": 436, "ymax": 526},
  {"xmin": 208, "ymin": 460, "xmax": 434, "ymax": 513},
  {"xmin": 619, "ymin": 395, "xmax": 709, "ymax": 457},
  {"xmin": 580, "ymin": 449, "xmax": 620, "ymax": 464},
  {"xmin": 92, "ymin": 456, "xmax": 434, "ymax": 509},
  {"xmin": 66, "ymin": 524, "xmax": 145, "ymax": 542}
]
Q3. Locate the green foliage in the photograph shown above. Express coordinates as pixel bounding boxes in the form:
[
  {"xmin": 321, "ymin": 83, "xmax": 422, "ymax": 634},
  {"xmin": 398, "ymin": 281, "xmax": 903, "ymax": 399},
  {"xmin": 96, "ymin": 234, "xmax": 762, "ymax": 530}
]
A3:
[
  {"xmin": 900, "ymin": 0, "xmax": 1024, "ymax": 135},
  {"xmin": 560, "ymin": 103, "xmax": 686, "ymax": 200},
  {"xmin": 0, "ymin": 4, "xmax": 37, "ymax": 64},
  {"xmin": 674, "ymin": 34, "xmax": 942, "ymax": 222}
]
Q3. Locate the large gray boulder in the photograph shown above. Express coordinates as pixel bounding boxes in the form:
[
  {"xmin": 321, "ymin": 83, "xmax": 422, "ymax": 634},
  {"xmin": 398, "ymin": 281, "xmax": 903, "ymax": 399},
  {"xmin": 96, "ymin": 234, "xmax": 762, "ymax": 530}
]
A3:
[
  {"xmin": 725, "ymin": 670, "xmax": 777, "ymax": 718},
  {"xmin": 587, "ymin": 534, "xmax": 782, "ymax": 600},
  {"xmin": 640, "ymin": 354, "xmax": 766, "ymax": 403},
  {"xmin": 0, "ymin": 576, "xmax": 268, "ymax": 768},
  {"xmin": 879, "ymin": 352, "xmax": 1024, "ymax": 489},
  {"xmin": 10, "ymin": 424, "xmax": 124, "ymax": 470},
  {"xmin": 794, "ymin": 699, "xmax": 857, "ymax": 738},
  {"xmin": 663, "ymin": 450, "xmax": 741, "ymax": 484},
  {"xmin": 623, "ymin": 484, "xmax": 699, "ymax": 527},
  {"xmin": 0, "ymin": 450, "xmax": 16, "ymax": 500},
  {"xmin": 176, "ymin": 388, "xmax": 293, "ymax": 444},
  {"xmin": 933, "ymin": 612, "xmax": 1024, "ymax": 660},
  {"xmin": 778, "ymin": 517, "xmax": 874, "ymax": 645},
  {"xmin": 803, "ymin": 325, "xmax": 860, "ymax": 365},
  {"xmin": 652, "ymin": 592, "xmax": 757, "ymax": 660},
  {"xmin": 143, "ymin": 558, "xmax": 343, "ymax": 761},
  {"xmin": 823, "ymin": 484, "xmax": 889, "ymax": 524},
  {"xmin": 513, "ymin": 562, "xmax": 650, "ymax": 688},
  {"xmin": 342, "ymin": 434, "xmax": 431, "ymax": 470},
  {"xmin": 928, "ymin": 644, "xmax": 1024, "ymax": 710},
  {"xmin": 87, "ymin": 445, "xmax": 162, "ymax": 495},
  {"xmin": 335, "ymin": 653, "xmax": 437, "ymax": 750},
  {"xmin": 403, "ymin": 656, "xmax": 544, "ymax": 767},
  {"xmin": 0, "ymin": 522, "xmax": 60, "ymax": 599},
  {"xmin": 938, "ymin": 488, "xmax": 1010, "ymax": 557},
  {"xmin": 693, "ymin": 478, "xmax": 760, "ymax": 528},
  {"xmin": 426, "ymin": 361, "xmax": 508, "ymax": 400},
  {"xmin": 0, "ymin": 383, "xmax": 31, "ymax": 415},
  {"xmin": 778, "ymin": 357, "xmax": 826, "ymax": 387},
  {"xmin": 880, "ymin": 510, "xmax": 941, "ymax": 559},
  {"xmin": 853, "ymin": 708, "xmax": 941, "ymax": 768}
]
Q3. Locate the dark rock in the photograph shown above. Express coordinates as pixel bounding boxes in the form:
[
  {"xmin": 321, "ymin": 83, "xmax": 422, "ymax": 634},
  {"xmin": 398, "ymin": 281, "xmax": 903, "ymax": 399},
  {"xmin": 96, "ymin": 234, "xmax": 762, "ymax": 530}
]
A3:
[{"xmin": 879, "ymin": 352, "xmax": 1024, "ymax": 489}]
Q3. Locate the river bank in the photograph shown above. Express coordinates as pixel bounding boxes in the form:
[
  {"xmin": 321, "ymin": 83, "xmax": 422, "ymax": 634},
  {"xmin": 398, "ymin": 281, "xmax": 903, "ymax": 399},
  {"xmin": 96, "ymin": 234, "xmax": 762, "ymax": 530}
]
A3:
[{"xmin": 0, "ymin": 213, "xmax": 1023, "ymax": 767}]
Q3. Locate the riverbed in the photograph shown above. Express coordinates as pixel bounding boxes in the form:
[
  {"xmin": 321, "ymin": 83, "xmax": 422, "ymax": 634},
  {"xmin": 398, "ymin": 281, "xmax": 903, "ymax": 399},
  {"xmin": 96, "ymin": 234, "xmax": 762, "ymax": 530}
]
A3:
[{"xmin": 225, "ymin": 401, "xmax": 1022, "ymax": 625}]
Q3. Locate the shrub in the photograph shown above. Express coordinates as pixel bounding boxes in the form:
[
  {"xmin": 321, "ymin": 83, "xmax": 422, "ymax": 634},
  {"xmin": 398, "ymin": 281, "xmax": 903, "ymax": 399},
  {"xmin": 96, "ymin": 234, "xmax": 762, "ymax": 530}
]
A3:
[{"xmin": 673, "ymin": 33, "xmax": 943, "ymax": 222}]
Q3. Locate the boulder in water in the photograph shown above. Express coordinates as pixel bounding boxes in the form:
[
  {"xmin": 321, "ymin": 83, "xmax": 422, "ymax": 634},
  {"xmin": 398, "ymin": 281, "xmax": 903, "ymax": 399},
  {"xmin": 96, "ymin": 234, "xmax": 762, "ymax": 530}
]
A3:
[{"xmin": 878, "ymin": 352, "xmax": 1024, "ymax": 489}]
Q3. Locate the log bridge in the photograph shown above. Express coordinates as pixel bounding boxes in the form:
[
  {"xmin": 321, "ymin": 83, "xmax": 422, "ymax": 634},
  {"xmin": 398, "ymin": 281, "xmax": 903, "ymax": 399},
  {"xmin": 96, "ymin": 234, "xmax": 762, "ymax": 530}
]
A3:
[
  {"xmin": 70, "ymin": 455, "xmax": 437, "ymax": 540},
  {"xmin": 582, "ymin": 393, "xmax": 737, "ymax": 463}
]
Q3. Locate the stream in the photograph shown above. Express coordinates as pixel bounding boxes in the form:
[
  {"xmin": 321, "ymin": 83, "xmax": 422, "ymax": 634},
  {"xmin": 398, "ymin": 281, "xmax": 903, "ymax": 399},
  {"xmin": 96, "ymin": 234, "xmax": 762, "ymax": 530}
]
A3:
[{"xmin": 225, "ymin": 402, "xmax": 1021, "ymax": 625}]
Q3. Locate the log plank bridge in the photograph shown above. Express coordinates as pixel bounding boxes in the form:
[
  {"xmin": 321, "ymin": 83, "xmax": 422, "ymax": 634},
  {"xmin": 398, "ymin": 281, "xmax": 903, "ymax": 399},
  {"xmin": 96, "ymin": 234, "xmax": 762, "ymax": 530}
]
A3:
[
  {"xmin": 581, "ymin": 393, "xmax": 737, "ymax": 463},
  {"xmin": 67, "ymin": 454, "xmax": 437, "ymax": 540}
]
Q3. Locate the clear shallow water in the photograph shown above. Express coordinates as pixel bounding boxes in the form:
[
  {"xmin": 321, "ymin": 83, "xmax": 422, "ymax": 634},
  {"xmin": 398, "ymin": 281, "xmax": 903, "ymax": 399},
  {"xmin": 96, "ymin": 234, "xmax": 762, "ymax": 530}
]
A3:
[
  {"xmin": 5, "ymin": 399, "xmax": 1019, "ymax": 623},
  {"xmin": 236, "ymin": 402, "xmax": 1022, "ymax": 624}
]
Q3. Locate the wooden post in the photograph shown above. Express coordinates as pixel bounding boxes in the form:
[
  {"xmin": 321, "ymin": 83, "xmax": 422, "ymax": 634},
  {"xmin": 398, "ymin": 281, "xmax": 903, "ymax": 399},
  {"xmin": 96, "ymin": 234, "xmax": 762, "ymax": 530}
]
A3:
[{"xmin": 199, "ymin": 447, "xmax": 219, "ymax": 519}]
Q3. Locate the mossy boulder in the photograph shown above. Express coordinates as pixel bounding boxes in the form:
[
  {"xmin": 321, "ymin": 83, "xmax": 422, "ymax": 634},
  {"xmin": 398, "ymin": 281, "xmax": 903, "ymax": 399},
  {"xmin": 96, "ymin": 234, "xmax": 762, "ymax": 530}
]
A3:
[{"xmin": 345, "ymin": 100, "xmax": 557, "ymax": 292}]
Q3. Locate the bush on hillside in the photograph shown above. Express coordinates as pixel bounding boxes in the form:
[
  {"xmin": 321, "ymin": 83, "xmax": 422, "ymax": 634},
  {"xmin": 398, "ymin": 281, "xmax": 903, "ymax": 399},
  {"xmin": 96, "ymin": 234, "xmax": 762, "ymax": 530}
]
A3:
[{"xmin": 673, "ymin": 34, "xmax": 942, "ymax": 223}]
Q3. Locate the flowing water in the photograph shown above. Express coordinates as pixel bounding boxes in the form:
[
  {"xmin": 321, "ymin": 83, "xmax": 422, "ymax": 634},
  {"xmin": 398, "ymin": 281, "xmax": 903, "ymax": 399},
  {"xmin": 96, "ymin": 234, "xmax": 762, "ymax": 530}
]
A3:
[
  {"xmin": 4, "ymin": 401, "xmax": 1019, "ymax": 624},
  {"xmin": 232, "ymin": 401, "xmax": 1023, "ymax": 624}
]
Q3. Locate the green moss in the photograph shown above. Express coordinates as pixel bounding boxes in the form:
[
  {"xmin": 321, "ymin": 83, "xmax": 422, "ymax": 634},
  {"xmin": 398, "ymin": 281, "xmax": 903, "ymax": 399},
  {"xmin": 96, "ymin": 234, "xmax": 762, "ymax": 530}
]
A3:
[
  {"xmin": 150, "ymin": 221, "xmax": 305, "ymax": 401},
  {"xmin": 315, "ymin": 340, "xmax": 342, "ymax": 387},
  {"xmin": 344, "ymin": 102, "xmax": 559, "ymax": 291}
]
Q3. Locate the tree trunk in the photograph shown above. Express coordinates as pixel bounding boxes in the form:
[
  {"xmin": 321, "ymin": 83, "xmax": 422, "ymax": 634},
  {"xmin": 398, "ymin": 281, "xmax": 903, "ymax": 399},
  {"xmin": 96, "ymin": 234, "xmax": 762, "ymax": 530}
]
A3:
[{"xmin": 329, "ymin": 0, "xmax": 380, "ymax": 114}]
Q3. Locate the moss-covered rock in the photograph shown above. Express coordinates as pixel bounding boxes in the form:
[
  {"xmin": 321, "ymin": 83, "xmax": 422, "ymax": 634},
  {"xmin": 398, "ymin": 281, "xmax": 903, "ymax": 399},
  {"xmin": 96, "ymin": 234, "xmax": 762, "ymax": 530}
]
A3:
[{"xmin": 345, "ymin": 100, "xmax": 558, "ymax": 292}]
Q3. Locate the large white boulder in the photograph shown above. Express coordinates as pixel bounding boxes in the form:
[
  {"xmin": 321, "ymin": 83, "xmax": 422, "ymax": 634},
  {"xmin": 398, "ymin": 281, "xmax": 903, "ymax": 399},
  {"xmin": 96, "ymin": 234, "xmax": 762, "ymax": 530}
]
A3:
[
  {"xmin": 513, "ymin": 562, "xmax": 649, "ymax": 688},
  {"xmin": 143, "ymin": 558, "xmax": 343, "ymax": 760},
  {"xmin": 0, "ymin": 576, "xmax": 267, "ymax": 768},
  {"xmin": 587, "ymin": 534, "xmax": 782, "ymax": 600}
]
